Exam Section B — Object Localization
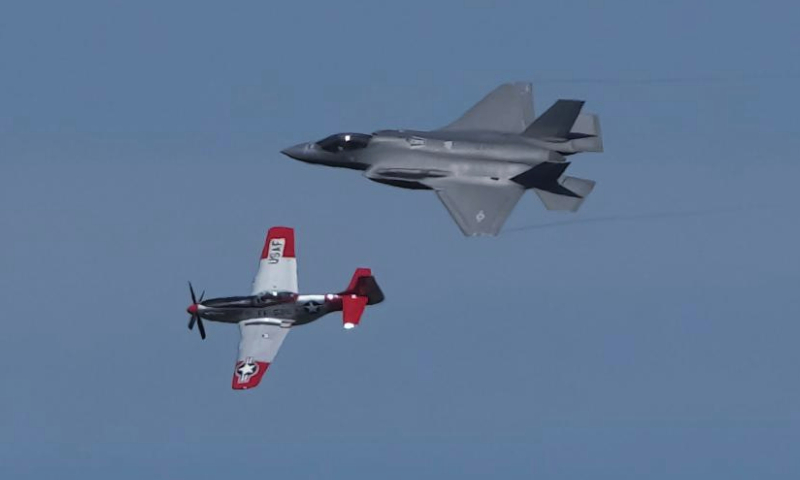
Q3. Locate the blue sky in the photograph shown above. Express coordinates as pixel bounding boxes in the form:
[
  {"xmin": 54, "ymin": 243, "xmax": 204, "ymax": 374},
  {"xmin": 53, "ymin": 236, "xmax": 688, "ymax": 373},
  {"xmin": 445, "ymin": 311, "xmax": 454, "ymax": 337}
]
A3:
[{"xmin": 1, "ymin": 1, "xmax": 799, "ymax": 478}]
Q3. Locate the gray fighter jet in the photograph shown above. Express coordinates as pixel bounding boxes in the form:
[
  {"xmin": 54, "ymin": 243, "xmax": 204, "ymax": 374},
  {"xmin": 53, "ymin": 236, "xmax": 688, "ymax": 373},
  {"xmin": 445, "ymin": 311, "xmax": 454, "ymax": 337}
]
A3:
[{"xmin": 282, "ymin": 83, "xmax": 603, "ymax": 236}]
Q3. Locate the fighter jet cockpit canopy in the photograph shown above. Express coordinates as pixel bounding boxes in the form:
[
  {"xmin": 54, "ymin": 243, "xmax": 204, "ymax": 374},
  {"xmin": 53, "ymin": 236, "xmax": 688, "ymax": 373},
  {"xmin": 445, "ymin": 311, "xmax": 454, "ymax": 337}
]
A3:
[
  {"xmin": 317, "ymin": 133, "xmax": 372, "ymax": 153},
  {"xmin": 254, "ymin": 291, "xmax": 296, "ymax": 305}
]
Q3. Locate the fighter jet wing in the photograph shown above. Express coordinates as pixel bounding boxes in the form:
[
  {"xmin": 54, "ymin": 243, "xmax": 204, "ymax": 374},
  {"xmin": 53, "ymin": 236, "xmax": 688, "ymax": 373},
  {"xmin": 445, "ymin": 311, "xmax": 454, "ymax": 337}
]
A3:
[
  {"xmin": 439, "ymin": 82, "xmax": 534, "ymax": 134},
  {"xmin": 251, "ymin": 226, "xmax": 299, "ymax": 294},
  {"xmin": 232, "ymin": 319, "xmax": 291, "ymax": 389},
  {"xmin": 426, "ymin": 178, "xmax": 525, "ymax": 236}
]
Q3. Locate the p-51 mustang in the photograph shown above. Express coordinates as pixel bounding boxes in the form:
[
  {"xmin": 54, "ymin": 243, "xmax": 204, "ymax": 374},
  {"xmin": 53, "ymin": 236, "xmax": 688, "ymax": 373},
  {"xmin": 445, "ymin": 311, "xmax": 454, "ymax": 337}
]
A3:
[{"xmin": 185, "ymin": 226, "xmax": 384, "ymax": 389}]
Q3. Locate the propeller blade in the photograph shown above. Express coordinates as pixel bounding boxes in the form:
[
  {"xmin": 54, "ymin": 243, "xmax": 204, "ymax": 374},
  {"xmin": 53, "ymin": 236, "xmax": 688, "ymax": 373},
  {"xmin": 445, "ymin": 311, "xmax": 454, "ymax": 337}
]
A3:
[
  {"xmin": 189, "ymin": 282, "xmax": 197, "ymax": 305},
  {"xmin": 187, "ymin": 282, "xmax": 206, "ymax": 339},
  {"xmin": 197, "ymin": 318, "xmax": 206, "ymax": 340}
]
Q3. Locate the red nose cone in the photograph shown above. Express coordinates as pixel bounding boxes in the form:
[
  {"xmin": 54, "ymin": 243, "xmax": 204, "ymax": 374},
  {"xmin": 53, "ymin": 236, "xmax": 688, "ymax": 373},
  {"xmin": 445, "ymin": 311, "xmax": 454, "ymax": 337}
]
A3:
[{"xmin": 187, "ymin": 304, "xmax": 198, "ymax": 314}]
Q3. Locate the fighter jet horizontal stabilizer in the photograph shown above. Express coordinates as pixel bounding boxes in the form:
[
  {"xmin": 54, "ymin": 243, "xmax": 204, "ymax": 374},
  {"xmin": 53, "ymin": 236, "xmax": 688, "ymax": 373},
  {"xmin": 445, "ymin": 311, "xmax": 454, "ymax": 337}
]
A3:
[
  {"xmin": 512, "ymin": 162, "xmax": 596, "ymax": 211},
  {"xmin": 512, "ymin": 162, "xmax": 571, "ymax": 190},
  {"xmin": 534, "ymin": 176, "xmax": 596, "ymax": 212}
]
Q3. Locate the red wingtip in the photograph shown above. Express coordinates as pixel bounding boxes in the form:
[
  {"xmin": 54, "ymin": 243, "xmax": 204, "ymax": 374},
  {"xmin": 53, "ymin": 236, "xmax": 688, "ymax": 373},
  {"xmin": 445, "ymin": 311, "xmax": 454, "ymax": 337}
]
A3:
[
  {"xmin": 261, "ymin": 226, "xmax": 295, "ymax": 260},
  {"xmin": 232, "ymin": 360, "xmax": 270, "ymax": 390}
]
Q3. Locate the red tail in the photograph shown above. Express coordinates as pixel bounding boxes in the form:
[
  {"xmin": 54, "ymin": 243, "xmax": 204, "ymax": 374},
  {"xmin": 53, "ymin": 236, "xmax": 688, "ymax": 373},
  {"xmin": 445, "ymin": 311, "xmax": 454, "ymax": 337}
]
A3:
[
  {"xmin": 345, "ymin": 268, "xmax": 370, "ymax": 291},
  {"xmin": 260, "ymin": 226, "xmax": 295, "ymax": 260},
  {"xmin": 340, "ymin": 268, "xmax": 384, "ymax": 329}
]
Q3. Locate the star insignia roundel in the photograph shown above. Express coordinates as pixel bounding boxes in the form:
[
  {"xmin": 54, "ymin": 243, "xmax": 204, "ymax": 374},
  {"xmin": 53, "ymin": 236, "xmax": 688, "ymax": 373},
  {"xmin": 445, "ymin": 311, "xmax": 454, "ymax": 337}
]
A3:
[
  {"xmin": 303, "ymin": 301, "xmax": 323, "ymax": 314},
  {"xmin": 236, "ymin": 358, "xmax": 259, "ymax": 382}
]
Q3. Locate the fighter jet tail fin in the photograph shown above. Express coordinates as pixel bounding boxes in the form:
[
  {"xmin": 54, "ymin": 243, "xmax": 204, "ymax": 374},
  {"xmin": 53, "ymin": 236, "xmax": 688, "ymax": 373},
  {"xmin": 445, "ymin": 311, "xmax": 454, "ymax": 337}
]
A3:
[
  {"xmin": 533, "ymin": 176, "xmax": 596, "ymax": 212},
  {"xmin": 522, "ymin": 99, "xmax": 585, "ymax": 140}
]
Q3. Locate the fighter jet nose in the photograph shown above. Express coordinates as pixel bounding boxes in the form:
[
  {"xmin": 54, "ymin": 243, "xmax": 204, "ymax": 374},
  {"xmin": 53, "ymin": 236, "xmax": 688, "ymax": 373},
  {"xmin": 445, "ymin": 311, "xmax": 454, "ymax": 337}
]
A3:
[
  {"xmin": 187, "ymin": 304, "xmax": 198, "ymax": 314},
  {"xmin": 281, "ymin": 143, "xmax": 310, "ymax": 160}
]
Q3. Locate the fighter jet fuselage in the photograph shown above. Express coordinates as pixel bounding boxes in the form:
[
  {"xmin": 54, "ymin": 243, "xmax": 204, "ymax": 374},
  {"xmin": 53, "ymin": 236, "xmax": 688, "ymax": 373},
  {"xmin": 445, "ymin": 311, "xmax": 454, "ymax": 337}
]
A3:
[{"xmin": 284, "ymin": 129, "xmax": 572, "ymax": 189}]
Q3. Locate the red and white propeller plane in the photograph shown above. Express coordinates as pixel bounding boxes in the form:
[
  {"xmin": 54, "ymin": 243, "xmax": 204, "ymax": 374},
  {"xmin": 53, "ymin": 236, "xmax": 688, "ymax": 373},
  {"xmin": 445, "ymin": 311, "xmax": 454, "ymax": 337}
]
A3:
[{"xmin": 186, "ymin": 226, "xmax": 384, "ymax": 389}]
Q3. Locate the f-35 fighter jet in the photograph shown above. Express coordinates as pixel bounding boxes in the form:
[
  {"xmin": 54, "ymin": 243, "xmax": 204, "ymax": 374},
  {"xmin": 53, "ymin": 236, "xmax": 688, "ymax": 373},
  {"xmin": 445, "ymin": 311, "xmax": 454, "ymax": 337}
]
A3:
[{"xmin": 282, "ymin": 83, "xmax": 603, "ymax": 236}]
